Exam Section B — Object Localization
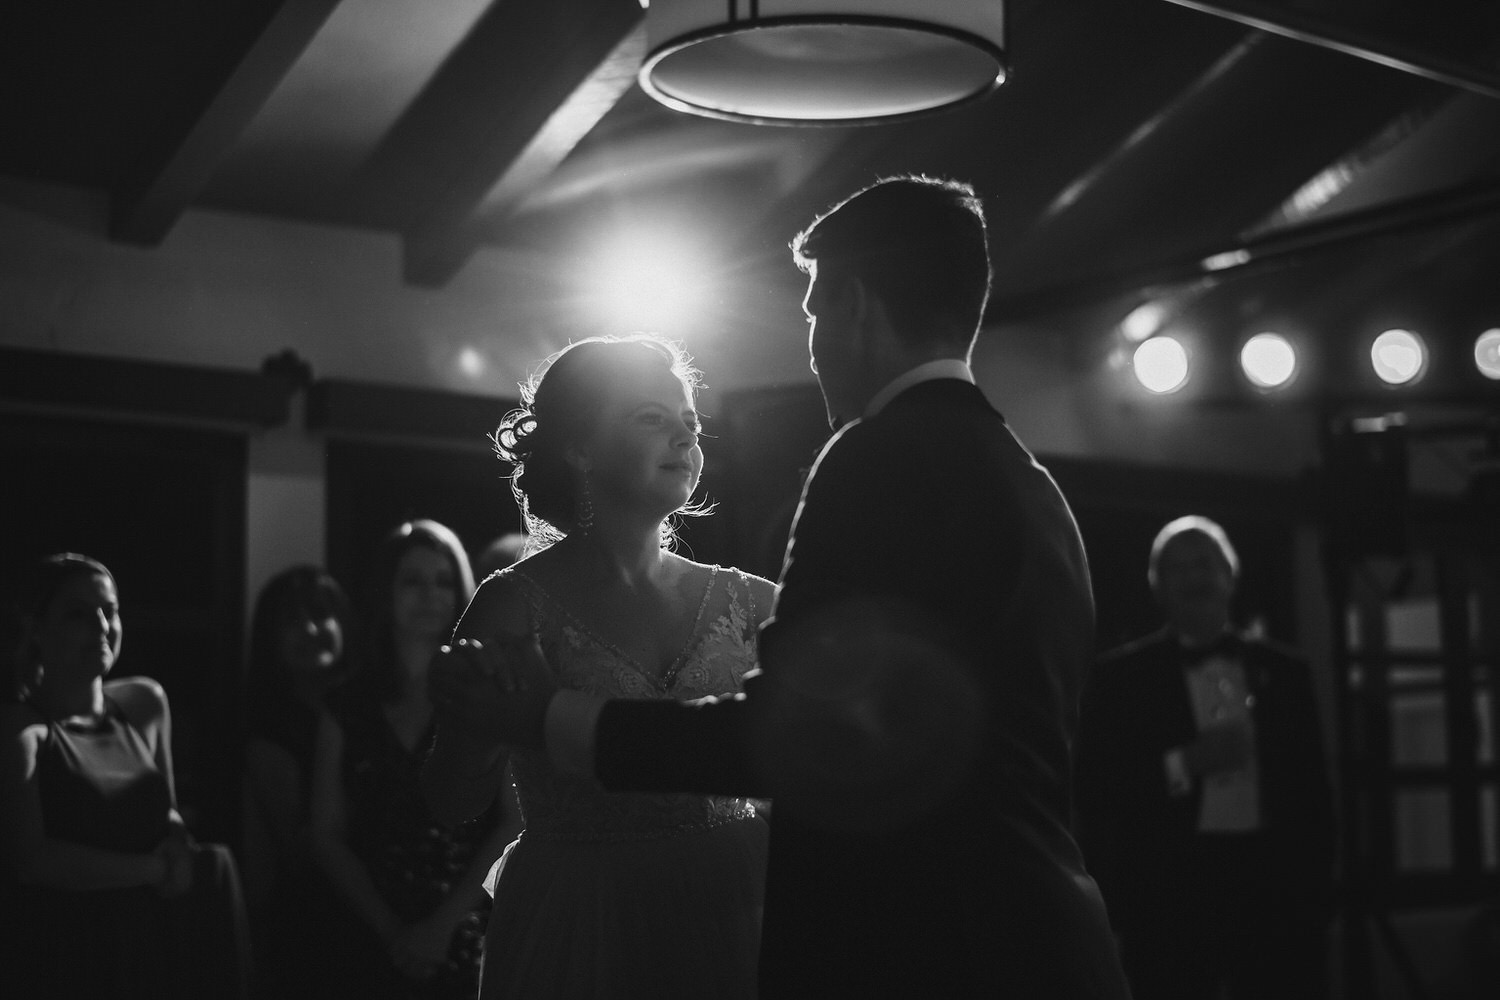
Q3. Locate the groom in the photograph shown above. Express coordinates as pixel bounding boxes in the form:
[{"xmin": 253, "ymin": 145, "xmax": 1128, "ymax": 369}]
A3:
[{"xmin": 436, "ymin": 176, "xmax": 1130, "ymax": 998}]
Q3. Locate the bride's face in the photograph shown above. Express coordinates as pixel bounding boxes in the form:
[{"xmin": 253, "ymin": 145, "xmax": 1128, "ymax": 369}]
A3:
[{"xmin": 580, "ymin": 362, "xmax": 703, "ymax": 518}]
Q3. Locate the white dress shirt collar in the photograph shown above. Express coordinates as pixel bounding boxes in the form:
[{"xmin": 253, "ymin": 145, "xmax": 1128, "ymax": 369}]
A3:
[{"xmin": 863, "ymin": 358, "xmax": 975, "ymax": 419}]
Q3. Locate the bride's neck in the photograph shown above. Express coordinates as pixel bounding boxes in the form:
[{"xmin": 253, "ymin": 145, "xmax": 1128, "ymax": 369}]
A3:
[{"xmin": 564, "ymin": 524, "xmax": 668, "ymax": 589}]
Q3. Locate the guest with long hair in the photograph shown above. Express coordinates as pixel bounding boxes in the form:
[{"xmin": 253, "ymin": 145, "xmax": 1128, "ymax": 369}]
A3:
[
  {"xmin": 310, "ymin": 520, "xmax": 508, "ymax": 999},
  {"xmin": 241, "ymin": 565, "xmax": 357, "ymax": 997}
]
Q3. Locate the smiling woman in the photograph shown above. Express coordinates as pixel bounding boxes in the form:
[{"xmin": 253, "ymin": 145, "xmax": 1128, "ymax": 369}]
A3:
[
  {"xmin": 492, "ymin": 334, "xmax": 712, "ymax": 550},
  {"xmin": 422, "ymin": 333, "xmax": 776, "ymax": 1000},
  {"xmin": 306, "ymin": 521, "xmax": 509, "ymax": 1000},
  {"xmin": 0, "ymin": 553, "xmax": 252, "ymax": 998}
]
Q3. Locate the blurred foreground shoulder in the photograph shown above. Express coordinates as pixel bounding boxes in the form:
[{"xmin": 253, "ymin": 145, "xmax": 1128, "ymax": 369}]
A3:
[{"xmin": 106, "ymin": 675, "xmax": 169, "ymax": 725}]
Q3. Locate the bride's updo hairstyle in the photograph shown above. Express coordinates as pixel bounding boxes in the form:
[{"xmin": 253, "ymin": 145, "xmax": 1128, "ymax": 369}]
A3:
[{"xmin": 493, "ymin": 334, "xmax": 705, "ymax": 549}]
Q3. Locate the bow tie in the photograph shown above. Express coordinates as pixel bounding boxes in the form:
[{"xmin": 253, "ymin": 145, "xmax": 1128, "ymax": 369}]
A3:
[{"xmin": 1179, "ymin": 632, "xmax": 1244, "ymax": 668}]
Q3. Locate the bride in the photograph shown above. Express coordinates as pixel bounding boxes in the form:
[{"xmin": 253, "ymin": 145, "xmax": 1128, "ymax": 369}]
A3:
[{"xmin": 422, "ymin": 334, "xmax": 774, "ymax": 999}]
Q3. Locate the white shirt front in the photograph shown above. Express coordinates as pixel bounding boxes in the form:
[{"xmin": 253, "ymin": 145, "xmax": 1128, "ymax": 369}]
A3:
[{"xmin": 1183, "ymin": 654, "xmax": 1262, "ymax": 832}]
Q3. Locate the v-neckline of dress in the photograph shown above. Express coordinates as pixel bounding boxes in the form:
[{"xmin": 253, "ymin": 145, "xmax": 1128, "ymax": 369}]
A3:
[{"xmin": 513, "ymin": 564, "xmax": 721, "ymax": 691}]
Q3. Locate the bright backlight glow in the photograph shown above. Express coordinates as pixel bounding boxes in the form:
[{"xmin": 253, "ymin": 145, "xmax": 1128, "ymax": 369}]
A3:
[
  {"xmin": 1474, "ymin": 329, "xmax": 1500, "ymax": 380},
  {"xmin": 1133, "ymin": 336, "xmax": 1189, "ymax": 394},
  {"xmin": 1240, "ymin": 332, "xmax": 1296, "ymax": 389},
  {"xmin": 585, "ymin": 228, "xmax": 713, "ymax": 335},
  {"xmin": 1370, "ymin": 329, "xmax": 1425, "ymax": 385}
]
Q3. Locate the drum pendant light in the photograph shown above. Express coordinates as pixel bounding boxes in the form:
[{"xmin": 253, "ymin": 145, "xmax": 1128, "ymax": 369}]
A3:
[{"xmin": 637, "ymin": 0, "xmax": 1008, "ymax": 126}]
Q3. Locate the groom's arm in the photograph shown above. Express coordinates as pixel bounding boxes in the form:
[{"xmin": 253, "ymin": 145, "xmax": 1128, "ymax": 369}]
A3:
[
  {"xmin": 544, "ymin": 677, "xmax": 769, "ymax": 797},
  {"xmin": 546, "ymin": 432, "xmax": 872, "ymax": 800},
  {"xmin": 562, "ymin": 427, "xmax": 868, "ymax": 800}
]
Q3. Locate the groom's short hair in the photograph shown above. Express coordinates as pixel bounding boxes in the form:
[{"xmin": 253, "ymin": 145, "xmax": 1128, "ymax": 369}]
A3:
[{"xmin": 791, "ymin": 175, "xmax": 991, "ymax": 351}]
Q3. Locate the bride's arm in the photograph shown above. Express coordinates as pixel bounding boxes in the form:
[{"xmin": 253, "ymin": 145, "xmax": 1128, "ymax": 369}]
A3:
[{"xmin": 421, "ymin": 574, "xmax": 530, "ymax": 825}]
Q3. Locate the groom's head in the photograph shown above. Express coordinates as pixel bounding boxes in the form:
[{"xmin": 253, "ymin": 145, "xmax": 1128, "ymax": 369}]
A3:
[{"xmin": 792, "ymin": 176, "xmax": 992, "ymax": 426}]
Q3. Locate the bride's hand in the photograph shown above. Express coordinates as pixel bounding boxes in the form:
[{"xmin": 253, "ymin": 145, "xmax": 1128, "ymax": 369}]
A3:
[{"xmin": 429, "ymin": 635, "xmax": 556, "ymax": 750}]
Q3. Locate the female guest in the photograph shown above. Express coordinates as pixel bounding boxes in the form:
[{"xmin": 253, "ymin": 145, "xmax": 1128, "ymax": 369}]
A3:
[
  {"xmin": 0, "ymin": 553, "xmax": 251, "ymax": 998},
  {"xmin": 310, "ymin": 520, "xmax": 511, "ymax": 1000},
  {"xmin": 424, "ymin": 335, "xmax": 775, "ymax": 999},
  {"xmin": 241, "ymin": 565, "xmax": 357, "ymax": 998}
]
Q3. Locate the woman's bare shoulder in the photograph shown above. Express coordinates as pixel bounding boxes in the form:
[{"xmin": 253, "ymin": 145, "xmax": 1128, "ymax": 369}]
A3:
[
  {"xmin": 0, "ymin": 700, "xmax": 47, "ymax": 745},
  {"xmin": 106, "ymin": 676, "xmax": 168, "ymax": 726}
]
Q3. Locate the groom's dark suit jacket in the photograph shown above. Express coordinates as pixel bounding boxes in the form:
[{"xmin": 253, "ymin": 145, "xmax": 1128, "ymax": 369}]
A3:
[{"xmin": 595, "ymin": 379, "xmax": 1130, "ymax": 998}]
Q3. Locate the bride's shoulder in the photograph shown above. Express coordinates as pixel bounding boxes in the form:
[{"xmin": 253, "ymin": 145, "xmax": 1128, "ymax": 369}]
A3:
[
  {"xmin": 460, "ymin": 564, "xmax": 541, "ymax": 639},
  {"xmin": 669, "ymin": 555, "xmax": 776, "ymax": 620},
  {"xmin": 735, "ymin": 570, "xmax": 778, "ymax": 623}
]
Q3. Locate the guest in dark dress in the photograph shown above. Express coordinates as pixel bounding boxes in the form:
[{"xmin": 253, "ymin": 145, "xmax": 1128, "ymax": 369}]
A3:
[
  {"xmin": 241, "ymin": 565, "xmax": 359, "ymax": 998},
  {"xmin": 309, "ymin": 520, "xmax": 513, "ymax": 999},
  {"xmin": 0, "ymin": 552, "xmax": 252, "ymax": 999}
]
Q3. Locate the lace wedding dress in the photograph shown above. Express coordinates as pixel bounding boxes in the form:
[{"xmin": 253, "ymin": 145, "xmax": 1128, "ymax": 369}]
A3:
[{"xmin": 478, "ymin": 565, "xmax": 769, "ymax": 1000}]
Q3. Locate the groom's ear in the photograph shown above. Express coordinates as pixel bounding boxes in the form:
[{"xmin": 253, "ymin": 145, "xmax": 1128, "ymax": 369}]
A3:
[
  {"xmin": 835, "ymin": 272, "xmax": 870, "ymax": 322},
  {"xmin": 844, "ymin": 275, "xmax": 897, "ymax": 337}
]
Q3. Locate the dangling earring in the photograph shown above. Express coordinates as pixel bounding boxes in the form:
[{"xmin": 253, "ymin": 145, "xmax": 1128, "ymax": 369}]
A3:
[{"xmin": 575, "ymin": 472, "xmax": 595, "ymax": 535}]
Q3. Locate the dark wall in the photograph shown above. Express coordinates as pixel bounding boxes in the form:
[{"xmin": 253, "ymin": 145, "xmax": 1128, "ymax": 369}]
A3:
[{"xmin": 324, "ymin": 439, "xmax": 523, "ymax": 603}]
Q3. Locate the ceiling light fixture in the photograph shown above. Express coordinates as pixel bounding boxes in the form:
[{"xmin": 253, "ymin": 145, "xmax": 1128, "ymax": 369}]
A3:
[
  {"xmin": 1240, "ymin": 332, "xmax": 1297, "ymax": 390},
  {"xmin": 1474, "ymin": 328, "xmax": 1500, "ymax": 381},
  {"xmin": 1370, "ymin": 329, "xmax": 1426, "ymax": 386},
  {"xmin": 637, "ymin": 0, "xmax": 1007, "ymax": 126},
  {"xmin": 1133, "ymin": 336, "xmax": 1190, "ymax": 394}
]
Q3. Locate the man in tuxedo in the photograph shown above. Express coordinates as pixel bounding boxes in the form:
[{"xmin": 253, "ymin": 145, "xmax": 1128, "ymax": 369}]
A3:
[
  {"xmin": 1075, "ymin": 516, "xmax": 1335, "ymax": 1000},
  {"xmin": 436, "ymin": 176, "xmax": 1130, "ymax": 998}
]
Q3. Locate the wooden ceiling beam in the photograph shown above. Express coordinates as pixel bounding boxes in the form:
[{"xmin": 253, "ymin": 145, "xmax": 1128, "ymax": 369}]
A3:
[
  {"xmin": 1163, "ymin": 0, "xmax": 1500, "ymax": 99},
  {"xmin": 109, "ymin": 0, "xmax": 343, "ymax": 245},
  {"xmin": 355, "ymin": 0, "xmax": 643, "ymax": 287}
]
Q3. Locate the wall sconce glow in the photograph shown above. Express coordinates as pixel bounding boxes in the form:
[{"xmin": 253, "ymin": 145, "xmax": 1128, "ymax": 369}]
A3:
[
  {"xmin": 638, "ymin": 0, "xmax": 1007, "ymax": 125},
  {"xmin": 1370, "ymin": 328, "xmax": 1426, "ymax": 385},
  {"xmin": 456, "ymin": 346, "xmax": 487, "ymax": 380},
  {"xmin": 1120, "ymin": 301, "xmax": 1167, "ymax": 343},
  {"xmin": 1200, "ymin": 248, "xmax": 1252, "ymax": 272},
  {"xmin": 1474, "ymin": 328, "xmax": 1500, "ymax": 380},
  {"xmin": 1239, "ymin": 332, "xmax": 1297, "ymax": 389},
  {"xmin": 1133, "ymin": 336, "xmax": 1189, "ymax": 394}
]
